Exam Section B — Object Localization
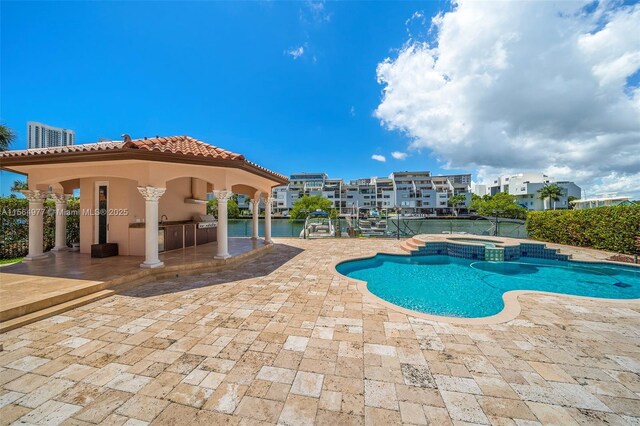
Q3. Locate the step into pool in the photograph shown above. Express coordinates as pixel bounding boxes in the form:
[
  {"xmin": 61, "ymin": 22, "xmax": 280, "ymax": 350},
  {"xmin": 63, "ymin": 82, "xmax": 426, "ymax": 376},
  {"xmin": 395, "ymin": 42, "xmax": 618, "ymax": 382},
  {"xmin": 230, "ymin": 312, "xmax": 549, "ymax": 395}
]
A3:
[{"xmin": 336, "ymin": 254, "xmax": 640, "ymax": 318}]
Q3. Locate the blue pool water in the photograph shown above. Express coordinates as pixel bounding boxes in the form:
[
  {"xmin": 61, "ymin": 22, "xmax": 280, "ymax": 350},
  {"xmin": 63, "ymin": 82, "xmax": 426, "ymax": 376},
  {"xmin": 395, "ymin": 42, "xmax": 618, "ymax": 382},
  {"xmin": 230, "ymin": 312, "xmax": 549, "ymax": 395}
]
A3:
[{"xmin": 336, "ymin": 254, "xmax": 640, "ymax": 318}]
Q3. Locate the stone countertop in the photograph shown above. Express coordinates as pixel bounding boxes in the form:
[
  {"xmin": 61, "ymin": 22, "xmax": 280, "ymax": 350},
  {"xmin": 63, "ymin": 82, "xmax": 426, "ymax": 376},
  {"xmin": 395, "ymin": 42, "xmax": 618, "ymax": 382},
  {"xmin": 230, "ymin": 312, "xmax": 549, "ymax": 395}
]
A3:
[{"xmin": 129, "ymin": 221, "xmax": 200, "ymax": 229}]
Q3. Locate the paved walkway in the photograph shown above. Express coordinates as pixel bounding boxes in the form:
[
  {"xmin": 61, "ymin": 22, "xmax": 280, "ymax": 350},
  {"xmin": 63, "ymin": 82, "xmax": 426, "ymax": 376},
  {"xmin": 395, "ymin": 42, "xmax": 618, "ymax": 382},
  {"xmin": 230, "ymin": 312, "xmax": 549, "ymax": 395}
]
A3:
[
  {"xmin": 0, "ymin": 238, "xmax": 638, "ymax": 425},
  {"xmin": 0, "ymin": 238, "xmax": 267, "ymax": 322}
]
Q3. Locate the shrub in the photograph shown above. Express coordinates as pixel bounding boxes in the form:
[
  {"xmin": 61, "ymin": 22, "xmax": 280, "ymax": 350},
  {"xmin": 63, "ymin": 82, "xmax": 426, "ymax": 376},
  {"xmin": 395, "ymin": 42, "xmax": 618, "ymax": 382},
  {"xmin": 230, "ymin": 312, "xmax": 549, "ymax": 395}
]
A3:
[
  {"xmin": 526, "ymin": 205, "xmax": 640, "ymax": 254},
  {"xmin": 0, "ymin": 197, "xmax": 80, "ymax": 259}
]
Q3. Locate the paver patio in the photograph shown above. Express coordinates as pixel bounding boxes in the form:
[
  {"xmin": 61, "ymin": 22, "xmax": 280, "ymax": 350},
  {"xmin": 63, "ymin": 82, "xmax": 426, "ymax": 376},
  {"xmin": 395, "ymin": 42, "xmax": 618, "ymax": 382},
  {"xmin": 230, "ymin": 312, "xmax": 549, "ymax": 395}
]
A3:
[{"xmin": 0, "ymin": 237, "xmax": 639, "ymax": 425}]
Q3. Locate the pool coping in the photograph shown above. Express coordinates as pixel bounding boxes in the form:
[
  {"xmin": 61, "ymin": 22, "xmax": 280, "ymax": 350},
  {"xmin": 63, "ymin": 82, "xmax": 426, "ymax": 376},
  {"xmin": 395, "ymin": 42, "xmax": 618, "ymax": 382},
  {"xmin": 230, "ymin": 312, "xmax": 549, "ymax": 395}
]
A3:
[{"xmin": 332, "ymin": 247, "xmax": 640, "ymax": 325}]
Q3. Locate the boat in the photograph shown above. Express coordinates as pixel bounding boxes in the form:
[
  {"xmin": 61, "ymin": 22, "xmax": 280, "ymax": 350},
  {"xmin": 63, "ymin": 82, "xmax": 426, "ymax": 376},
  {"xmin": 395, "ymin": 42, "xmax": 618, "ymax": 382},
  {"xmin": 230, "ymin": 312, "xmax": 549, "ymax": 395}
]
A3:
[
  {"xmin": 358, "ymin": 218, "xmax": 387, "ymax": 236},
  {"xmin": 299, "ymin": 210, "xmax": 335, "ymax": 238}
]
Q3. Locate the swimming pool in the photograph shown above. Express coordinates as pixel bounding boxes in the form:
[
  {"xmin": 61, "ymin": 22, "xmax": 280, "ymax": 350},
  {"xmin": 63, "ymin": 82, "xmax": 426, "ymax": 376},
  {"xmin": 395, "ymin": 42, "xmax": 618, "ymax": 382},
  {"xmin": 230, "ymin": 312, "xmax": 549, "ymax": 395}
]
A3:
[{"xmin": 336, "ymin": 254, "xmax": 640, "ymax": 318}]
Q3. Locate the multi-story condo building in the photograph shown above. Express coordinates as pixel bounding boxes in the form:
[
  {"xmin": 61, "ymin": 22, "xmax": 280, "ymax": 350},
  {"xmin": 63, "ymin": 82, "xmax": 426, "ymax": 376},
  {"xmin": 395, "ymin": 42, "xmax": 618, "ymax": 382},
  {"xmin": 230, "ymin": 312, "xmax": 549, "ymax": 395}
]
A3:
[
  {"xmin": 271, "ymin": 171, "xmax": 472, "ymax": 216},
  {"xmin": 27, "ymin": 122, "xmax": 75, "ymax": 149},
  {"xmin": 474, "ymin": 173, "xmax": 582, "ymax": 210}
]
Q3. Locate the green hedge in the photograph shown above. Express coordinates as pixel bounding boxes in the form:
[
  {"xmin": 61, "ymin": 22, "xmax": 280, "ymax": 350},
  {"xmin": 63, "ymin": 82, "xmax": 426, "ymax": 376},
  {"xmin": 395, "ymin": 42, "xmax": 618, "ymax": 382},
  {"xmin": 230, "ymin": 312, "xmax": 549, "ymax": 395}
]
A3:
[
  {"xmin": 0, "ymin": 197, "xmax": 80, "ymax": 259},
  {"xmin": 526, "ymin": 205, "xmax": 640, "ymax": 255}
]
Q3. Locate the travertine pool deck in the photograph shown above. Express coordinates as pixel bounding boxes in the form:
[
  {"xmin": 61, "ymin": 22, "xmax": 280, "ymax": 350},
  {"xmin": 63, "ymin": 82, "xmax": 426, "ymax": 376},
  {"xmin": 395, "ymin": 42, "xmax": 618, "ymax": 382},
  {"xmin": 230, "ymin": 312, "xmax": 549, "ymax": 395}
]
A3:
[
  {"xmin": 0, "ymin": 237, "xmax": 638, "ymax": 425},
  {"xmin": 0, "ymin": 238, "xmax": 271, "ymax": 326}
]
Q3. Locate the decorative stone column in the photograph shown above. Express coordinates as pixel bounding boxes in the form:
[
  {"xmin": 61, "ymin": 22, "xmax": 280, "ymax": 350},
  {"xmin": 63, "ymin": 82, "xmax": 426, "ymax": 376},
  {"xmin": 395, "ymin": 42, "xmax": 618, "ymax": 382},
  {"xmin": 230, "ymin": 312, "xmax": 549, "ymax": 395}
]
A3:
[
  {"xmin": 21, "ymin": 190, "xmax": 49, "ymax": 261},
  {"xmin": 50, "ymin": 193, "xmax": 72, "ymax": 252},
  {"xmin": 213, "ymin": 190, "xmax": 233, "ymax": 259},
  {"xmin": 137, "ymin": 186, "xmax": 166, "ymax": 269},
  {"xmin": 251, "ymin": 196, "xmax": 261, "ymax": 240},
  {"xmin": 264, "ymin": 194, "xmax": 273, "ymax": 244}
]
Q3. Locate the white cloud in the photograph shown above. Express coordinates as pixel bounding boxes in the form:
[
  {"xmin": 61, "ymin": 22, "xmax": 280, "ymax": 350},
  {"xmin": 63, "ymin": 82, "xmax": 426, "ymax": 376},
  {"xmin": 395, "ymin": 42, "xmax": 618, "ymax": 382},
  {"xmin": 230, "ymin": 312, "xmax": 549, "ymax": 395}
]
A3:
[
  {"xmin": 371, "ymin": 154, "xmax": 386, "ymax": 162},
  {"xmin": 286, "ymin": 46, "xmax": 305, "ymax": 60},
  {"xmin": 375, "ymin": 1, "xmax": 640, "ymax": 198},
  {"xmin": 350, "ymin": 106, "xmax": 356, "ymax": 116},
  {"xmin": 391, "ymin": 151, "xmax": 408, "ymax": 160},
  {"xmin": 301, "ymin": 1, "xmax": 332, "ymax": 23}
]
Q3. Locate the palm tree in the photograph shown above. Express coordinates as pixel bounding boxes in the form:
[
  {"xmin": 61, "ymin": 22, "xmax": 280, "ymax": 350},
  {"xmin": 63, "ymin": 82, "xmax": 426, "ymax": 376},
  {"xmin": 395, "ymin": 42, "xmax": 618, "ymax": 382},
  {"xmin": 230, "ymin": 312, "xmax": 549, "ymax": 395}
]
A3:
[
  {"xmin": 537, "ymin": 183, "xmax": 564, "ymax": 210},
  {"xmin": 11, "ymin": 180, "xmax": 28, "ymax": 193},
  {"xmin": 0, "ymin": 124, "xmax": 16, "ymax": 151}
]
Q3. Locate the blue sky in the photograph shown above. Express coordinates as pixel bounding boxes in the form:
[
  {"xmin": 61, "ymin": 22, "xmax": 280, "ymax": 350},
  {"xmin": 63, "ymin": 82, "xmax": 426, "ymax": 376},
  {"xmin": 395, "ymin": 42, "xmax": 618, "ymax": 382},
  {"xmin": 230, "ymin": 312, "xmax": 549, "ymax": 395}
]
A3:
[
  {"xmin": 1, "ymin": 1, "xmax": 460, "ymax": 196},
  {"xmin": 3, "ymin": 1, "xmax": 639, "ymax": 198}
]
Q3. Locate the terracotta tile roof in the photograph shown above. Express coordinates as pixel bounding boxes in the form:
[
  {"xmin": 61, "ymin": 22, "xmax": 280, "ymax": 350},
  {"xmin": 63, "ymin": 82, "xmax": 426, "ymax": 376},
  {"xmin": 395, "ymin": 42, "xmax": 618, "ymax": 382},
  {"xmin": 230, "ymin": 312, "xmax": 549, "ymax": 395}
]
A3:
[
  {"xmin": 124, "ymin": 136, "xmax": 245, "ymax": 160},
  {"xmin": 0, "ymin": 135, "xmax": 287, "ymax": 183}
]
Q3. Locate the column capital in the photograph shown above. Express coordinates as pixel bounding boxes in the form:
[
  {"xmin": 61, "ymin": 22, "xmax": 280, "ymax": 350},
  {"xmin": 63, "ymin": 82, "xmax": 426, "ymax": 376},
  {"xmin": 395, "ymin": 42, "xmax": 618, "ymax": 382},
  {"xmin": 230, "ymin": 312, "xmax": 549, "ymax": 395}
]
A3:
[
  {"xmin": 49, "ymin": 193, "xmax": 72, "ymax": 204},
  {"xmin": 250, "ymin": 196, "xmax": 261, "ymax": 207},
  {"xmin": 137, "ymin": 186, "xmax": 166, "ymax": 201},
  {"xmin": 263, "ymin": 194, "xmax": 273, "ymax": 203},
  {"xmin": 213, "ymin": 190, "xmax": 234, "ymax": 202},
  {"xmin": 21, "ymin": 190, "xmax": 49, "ymax": 203}
]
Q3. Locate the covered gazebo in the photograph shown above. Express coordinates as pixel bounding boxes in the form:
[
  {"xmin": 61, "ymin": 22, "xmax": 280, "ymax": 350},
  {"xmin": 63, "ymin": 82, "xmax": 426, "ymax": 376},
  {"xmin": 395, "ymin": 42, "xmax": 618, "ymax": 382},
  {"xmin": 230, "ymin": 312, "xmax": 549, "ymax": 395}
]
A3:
[{"xmin": 0, "ymin": 135, "xmax": 287, "ymax": 269}]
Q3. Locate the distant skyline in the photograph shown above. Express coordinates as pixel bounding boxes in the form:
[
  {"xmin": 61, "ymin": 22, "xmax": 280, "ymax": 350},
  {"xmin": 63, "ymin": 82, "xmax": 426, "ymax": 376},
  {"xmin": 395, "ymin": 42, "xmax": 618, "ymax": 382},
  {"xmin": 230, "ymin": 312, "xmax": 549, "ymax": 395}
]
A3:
[{"xmin": 2, "ymin": 1, "xmax": 639, "ymax": 198}]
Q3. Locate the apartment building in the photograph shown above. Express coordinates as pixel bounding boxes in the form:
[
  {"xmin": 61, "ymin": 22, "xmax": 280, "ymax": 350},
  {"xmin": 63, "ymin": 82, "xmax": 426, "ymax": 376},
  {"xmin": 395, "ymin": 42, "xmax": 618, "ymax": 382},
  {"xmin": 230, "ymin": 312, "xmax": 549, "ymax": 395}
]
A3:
[
  {"xmin": 474, "ymin": 173, "xmax": 582, "ymax": 210},
  {"xmin": 27, "ymin": 121, "xmax": 75, "ymax": 149},
  {"xmin": 271, "ymin": 171, "xmax": 472, "ymax": 216}
]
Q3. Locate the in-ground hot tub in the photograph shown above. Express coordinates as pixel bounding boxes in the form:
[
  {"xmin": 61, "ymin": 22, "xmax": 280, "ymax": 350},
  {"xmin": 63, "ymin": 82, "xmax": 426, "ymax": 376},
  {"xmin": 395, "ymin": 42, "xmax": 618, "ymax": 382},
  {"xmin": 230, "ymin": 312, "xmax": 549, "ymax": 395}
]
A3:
[{"xmin": 447, "ymin": 237, "xmax": 504, "ymax": 247}]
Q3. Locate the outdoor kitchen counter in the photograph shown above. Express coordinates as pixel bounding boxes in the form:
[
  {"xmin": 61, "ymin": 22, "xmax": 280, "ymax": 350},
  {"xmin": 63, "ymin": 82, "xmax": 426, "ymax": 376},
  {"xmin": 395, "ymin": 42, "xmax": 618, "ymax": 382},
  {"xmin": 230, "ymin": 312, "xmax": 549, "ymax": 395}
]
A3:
[{"xmin": 128, "ymin": 221, "xmax": 217, "ymax": 255}]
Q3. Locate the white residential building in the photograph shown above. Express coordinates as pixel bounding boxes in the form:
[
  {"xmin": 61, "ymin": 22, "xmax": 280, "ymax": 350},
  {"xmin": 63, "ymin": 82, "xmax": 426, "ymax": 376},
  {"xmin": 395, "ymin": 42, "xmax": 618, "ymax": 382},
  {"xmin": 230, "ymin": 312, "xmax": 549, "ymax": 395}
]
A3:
[
  {"xmin": 271, "ymin": 171, "xmax": 472, "ymax": 216},
  {"xmin": 474, "ymin": 172, "xmax": 582, "ymax": 210},
  {"xmin": 27, "ymin": 122, "xmax": 75, "ymax": 149}
]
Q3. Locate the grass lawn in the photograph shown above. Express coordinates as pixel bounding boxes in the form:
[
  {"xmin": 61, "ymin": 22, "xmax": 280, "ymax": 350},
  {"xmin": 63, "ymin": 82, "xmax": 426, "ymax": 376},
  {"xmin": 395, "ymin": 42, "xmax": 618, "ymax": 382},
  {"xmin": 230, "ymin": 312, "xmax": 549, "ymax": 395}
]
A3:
[{"xmin": 0, "ymin": 257, "xmax": 22, "ymax": 265}]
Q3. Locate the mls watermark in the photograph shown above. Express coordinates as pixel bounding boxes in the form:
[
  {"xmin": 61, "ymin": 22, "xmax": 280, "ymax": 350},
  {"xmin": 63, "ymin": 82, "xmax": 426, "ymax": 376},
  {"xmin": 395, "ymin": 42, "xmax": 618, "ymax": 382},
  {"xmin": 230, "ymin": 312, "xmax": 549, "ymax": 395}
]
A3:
[{"xmin": 1, "ymin": 208, "xmax": 130, "ymax": 216}]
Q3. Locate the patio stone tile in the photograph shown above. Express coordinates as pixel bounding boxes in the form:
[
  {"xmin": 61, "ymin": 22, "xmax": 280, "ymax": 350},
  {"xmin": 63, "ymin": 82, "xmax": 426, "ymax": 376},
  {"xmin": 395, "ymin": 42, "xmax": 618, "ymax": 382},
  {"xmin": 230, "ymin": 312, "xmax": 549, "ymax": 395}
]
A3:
[
  {"xmin": 401, "ymin": 363, "xmax": 436, "ymax": 388},
  {"xmin": 399, "ymin": 401, "xmax": 428, "ymax": 424},
  {"xmin": 526, "ymin": 402, "xmax": 580, "ymax": 425},
  {"xmin": 56, "ymin": 382, "xmax": 106, "ymax": 407},
  {"xmin": 200, "ymin": 371, "xmax": 226, "ymax": 389},
  {"xmin": 550, "ymin": 382, "xmax": 611, "ymax": 411},
  {"xmin": 318, "ymin": 389, "xmax": 342, "ymax": 411},
  {"xmin": 234, "ymin": 395, "xmax": 284, "ymax": 422},
  {"xmin": 434, "ymin": 374, "xmax": 483, "ymax": 394},
  {"xmin": 291, "ymin": 371, "xmax": 324, "ymax": 397},
  {"xmin": 192, "ymin": 409, "xmax": 240, "ymax": 425},
  {"xmin": 105, "ymin": 372, "xmax": 153, "ymax": 393},
  {"xmin": 73, "ymin": 389, "xmax": 132, "ymax": 423},
  {"xmin": 0, "ymin": 390, "xmax": 23, "ymax": 408},
  {"xmin": 4, "ymin": 373, "xmax": 48, "ymax": 394},
  {"xmin": 315, "ymin": 409, "xmax": 363, "ymax": 426},
  {"xmin": 440, "ymin": 390, "xmax": 489, "ymax": 424},
  {"xmin": 283, "ymin": 335, "xmax": 310, "ymax": 352},
  {"xmin": 150, "ymin": 402, "xmax": 199, "ymax": 425},
  {"xmin": 278, "ymin": 394, "xmax": 318, "ymax": 426},
  {"xmin": 423, "ymin": 405, "xmax": 453, "ymax": 425},
  {"xmin": 364, "ymin": 379, "xmax": 398, "ymax": 411},
  {"xmin": 0, "ymin": 403, "xmax": 31, "ymax": 424},
  {"xmin": 166, "ymin": 383, "xmax": 213, "ymax": 408},
  {"xmin": 477, "ymin": 395, "xmax": 538, "ymax": 421},
  {"xmin": 202, "ymin": 382, "xmax": 248, "ymax": 413},
  {"xmin": 57, "ymin": 337, "xmax": 92, "ymax": 349},
  {"xmin": 364, "ymin": 406, "xmax": 402, "ymax": 425},
  {"xmin": 16, "ymin": 377, "xmax": 74, "ymax": 408},
  {"xmin": 5, "ymin": 355, "xmax": 49, "ymax": 372},
  {"xmin": 116, "ymin": 394, "xmax": 170, "ymax": 422},
  {"xmin": 17, "ymin": 400, "xmax": 81, "ymax": 425},
  {"xmin": 256, "ymin": 366, "xmax": 296, "ymax": 384}
]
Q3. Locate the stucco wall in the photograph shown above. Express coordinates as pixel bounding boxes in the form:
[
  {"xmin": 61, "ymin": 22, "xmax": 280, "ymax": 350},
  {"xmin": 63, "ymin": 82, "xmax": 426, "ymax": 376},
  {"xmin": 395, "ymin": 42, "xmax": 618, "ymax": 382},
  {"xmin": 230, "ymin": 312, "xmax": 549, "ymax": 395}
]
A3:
[
  {"xmin": 159, "ymin": 178, "xmax": 206, "ymax": 222},
  {"xmin": 79, "ymin": 177, "xmax": 206, "ymax": 256}
]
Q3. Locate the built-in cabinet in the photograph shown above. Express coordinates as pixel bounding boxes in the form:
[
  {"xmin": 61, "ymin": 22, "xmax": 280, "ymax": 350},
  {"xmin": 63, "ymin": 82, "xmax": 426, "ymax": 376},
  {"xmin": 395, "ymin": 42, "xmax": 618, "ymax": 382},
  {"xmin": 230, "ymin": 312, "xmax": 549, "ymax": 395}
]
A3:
[
  {"xmin": 165, "ymin": 225, "xmax": 184, "ymax": 252},
  {"xmin": 196, "ymin": 227, "xmax": 217, "ymax": 245},
  {"xmin": 129, "ymin": 222, "xmax": 217, "ymax": 256},
  {"xmin": 185, "ymin": 225, "xmax": 195, "ymax": 247}
]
